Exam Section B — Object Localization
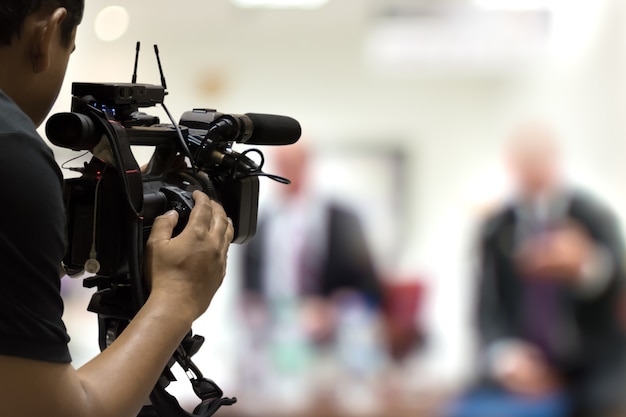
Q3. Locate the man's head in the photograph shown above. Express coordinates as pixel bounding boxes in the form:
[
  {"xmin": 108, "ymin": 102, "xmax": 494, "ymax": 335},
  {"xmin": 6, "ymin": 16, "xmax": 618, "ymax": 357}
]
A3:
[
  {"xmin": 506, "ymin": 122, "xmax": 563, "ymax": 199},
  {"xmin": 0, "ymin": 0, "xmax": 83, "ymax": 47},
  {"xmin": 0, "ymin": 0, "xmax": 84, "ymax": 126},
  {"xmin": 274, "ymin": 139, "xmax": 311, "ymax": 199}
]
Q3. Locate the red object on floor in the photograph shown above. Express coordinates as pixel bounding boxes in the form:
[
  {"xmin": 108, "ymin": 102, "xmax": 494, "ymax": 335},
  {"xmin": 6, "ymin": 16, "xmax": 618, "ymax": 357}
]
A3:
[{"xmin": 382, "ymin": 279, "xmax": 426, "ymax": 361}]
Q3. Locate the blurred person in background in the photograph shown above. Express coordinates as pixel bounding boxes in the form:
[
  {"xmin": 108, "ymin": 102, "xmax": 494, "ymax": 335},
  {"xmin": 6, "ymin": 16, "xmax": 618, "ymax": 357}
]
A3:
[
  {"xmin": 239, "ymin": 139, "xmax": 384, "ymax": 411},
  {"xmin": 447, "ymin": 123, "xmax": 626, "ymax": 417}
]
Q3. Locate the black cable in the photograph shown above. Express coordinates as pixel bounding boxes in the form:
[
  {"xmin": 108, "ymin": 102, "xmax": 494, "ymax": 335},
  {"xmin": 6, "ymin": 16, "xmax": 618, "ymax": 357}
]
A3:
[
  {"xmin": 61, "ymin": 151, "xmax": 89, "ymax": 171},
  {"xmin": 160, "ymin": 102, "xmax": 197, "ymax": 176},
  {"xmin": 238, "ymin": 148, "xmax": 290, "ymax": 184},
  {"xmin": 240, "ymin": 148, "xmax": 265, "ymax": 172}
]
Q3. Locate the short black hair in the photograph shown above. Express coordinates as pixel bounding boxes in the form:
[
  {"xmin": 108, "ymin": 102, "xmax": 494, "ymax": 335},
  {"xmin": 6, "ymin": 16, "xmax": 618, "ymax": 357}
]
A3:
[{"xmin": 0, "ymin": 0, "xmax": 84, "ymax": 47}]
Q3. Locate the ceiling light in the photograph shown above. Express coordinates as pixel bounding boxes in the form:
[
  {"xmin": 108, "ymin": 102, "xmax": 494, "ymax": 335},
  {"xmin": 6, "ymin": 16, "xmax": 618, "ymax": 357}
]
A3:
[
  {"xmin": 474, "ymin": 0, "xmax": 556, "ymax": 11},
  {"xmin": 231, "ymin": 0, "xmax": 330, "ymax": 9},
  {"xmin": 94, "ymin": 6, "xmax": 129, "ymax": 41}
]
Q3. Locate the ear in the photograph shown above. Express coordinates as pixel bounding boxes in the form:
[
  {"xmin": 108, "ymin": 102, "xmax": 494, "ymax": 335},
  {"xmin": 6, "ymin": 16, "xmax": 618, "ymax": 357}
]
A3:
[{"xmin": 31, "ymin": 8, "xmax": 68, "ymax": 74}]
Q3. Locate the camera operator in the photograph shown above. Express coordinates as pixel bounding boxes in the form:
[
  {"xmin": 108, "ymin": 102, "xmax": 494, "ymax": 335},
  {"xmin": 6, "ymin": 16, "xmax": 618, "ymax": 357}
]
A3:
[{"xmin": 0, "ymin": 1, "xmax": 234, "ymax": 417}]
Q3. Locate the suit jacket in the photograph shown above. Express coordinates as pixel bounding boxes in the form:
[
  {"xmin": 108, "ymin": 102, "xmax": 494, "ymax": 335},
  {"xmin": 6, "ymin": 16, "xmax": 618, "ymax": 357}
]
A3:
[
  {"xmin": 242, "ymin": 203, "xmax": 382, "ymax": 306},
  {"xmin": 476, "ymin": 190, "xmax": 626, "ymax": 413}
]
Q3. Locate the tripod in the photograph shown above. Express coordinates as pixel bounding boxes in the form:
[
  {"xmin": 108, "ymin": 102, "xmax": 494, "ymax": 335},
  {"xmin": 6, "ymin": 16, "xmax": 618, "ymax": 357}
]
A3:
[{"xmin": 84, "ymin": 276, "xmax": 237, "ymax": 417}]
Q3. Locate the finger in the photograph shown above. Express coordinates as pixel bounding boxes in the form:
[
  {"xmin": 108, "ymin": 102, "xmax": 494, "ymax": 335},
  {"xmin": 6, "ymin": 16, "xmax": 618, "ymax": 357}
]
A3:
[
  {"xmin": 210, "ymin": 209, "xmax": 234, "ymax": 248},
  {"xmin": 185, "ymin": 191, "xmax": 214, "ymax": 234},
  {"xmin": 148, "ymin": 210, "xmax": 179, "ymax": 242},
  {"xmin": 192, "ymin": 189, "xmax": 211, "ymax": 204},
  {"xmin": 225, "ymin": 218, "xmax": 235, "ymax": 243},
  {"xmin": 209, "ymin": 200, "xmax": 229, "ymax": 234}
]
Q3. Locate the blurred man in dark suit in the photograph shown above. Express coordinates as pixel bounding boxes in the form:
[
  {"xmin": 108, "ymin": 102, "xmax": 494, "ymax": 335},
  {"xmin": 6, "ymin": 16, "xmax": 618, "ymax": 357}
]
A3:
[
  {"xmin": 238, "ymin": 140, "xmax": 383, "ymax": 409},
  {"xmin": 449, "ymin": 124, "xmax": 626, "ymax": 417},
  {"xmin": 242, "ymin": 141, "xmax": 382, "ymax": 316}
]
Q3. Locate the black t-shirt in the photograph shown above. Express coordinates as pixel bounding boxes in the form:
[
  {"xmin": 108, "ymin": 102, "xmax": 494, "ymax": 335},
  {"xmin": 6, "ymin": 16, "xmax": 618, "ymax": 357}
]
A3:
[{"xmin": 0, "ymin": 90, "xmax": 71, "ymax": 363}]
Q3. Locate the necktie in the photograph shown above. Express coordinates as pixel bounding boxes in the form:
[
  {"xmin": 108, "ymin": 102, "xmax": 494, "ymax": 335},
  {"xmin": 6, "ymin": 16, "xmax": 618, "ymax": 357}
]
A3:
[{"xmin": 521, "ymin": 214, "xmax": 561, "ymax": 364}]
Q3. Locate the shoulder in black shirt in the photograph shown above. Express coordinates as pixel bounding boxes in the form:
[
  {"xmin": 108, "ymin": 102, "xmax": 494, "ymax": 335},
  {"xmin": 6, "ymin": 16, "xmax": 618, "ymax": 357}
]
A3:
[{"xmin": 0, "ymin": 90, "xmax": 71, "ymax": 363}]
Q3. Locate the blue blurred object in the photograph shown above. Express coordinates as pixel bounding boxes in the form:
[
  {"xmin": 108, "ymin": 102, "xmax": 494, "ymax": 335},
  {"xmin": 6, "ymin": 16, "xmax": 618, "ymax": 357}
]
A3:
[
  {"xmin": 445, "ymin": 387, "xmax": 571, "ymax": 417},
  {"xmin": 335, "ymin": 293, "xmax": 384, "ymax": 377}
]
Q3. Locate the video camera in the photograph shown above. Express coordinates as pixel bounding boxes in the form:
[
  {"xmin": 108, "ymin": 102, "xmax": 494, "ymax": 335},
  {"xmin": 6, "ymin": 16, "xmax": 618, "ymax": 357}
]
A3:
[{"xmin": 45, "ymin": 43, "xmax": 301, "ymax": 417}]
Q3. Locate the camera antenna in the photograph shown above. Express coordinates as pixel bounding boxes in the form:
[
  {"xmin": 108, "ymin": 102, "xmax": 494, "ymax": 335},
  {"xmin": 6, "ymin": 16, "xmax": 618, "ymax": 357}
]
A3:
[
  {"xmin": 154, "ymin": 45, "xmax": 168, "ymax": 90},
  {"xmin": 131, "ymin": 41, "xmax": 141, "ymax": 84}
]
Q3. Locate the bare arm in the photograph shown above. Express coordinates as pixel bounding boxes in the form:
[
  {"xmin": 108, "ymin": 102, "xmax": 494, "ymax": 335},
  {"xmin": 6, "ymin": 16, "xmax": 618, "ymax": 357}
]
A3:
[{"xmin": 0, "ymin": 191, "xmax": 233, "ymax": 417}]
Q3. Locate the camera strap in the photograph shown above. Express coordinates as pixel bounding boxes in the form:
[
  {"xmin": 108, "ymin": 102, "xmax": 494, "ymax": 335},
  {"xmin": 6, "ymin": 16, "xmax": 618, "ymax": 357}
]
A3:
[
  {"xmin": 75, "ymin": 97, "xmax": 143, "ymax": 218},
  {"xmin": 107, "ymin": 121, "xmax": 143, "ymax": 217}
]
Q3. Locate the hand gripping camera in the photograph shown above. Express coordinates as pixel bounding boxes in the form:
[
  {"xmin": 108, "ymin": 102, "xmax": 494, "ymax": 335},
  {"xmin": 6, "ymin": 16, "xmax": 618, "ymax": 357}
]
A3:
[{"xmin": 45, "ymin": 44, "xmax": 301, "ymax": 417}]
